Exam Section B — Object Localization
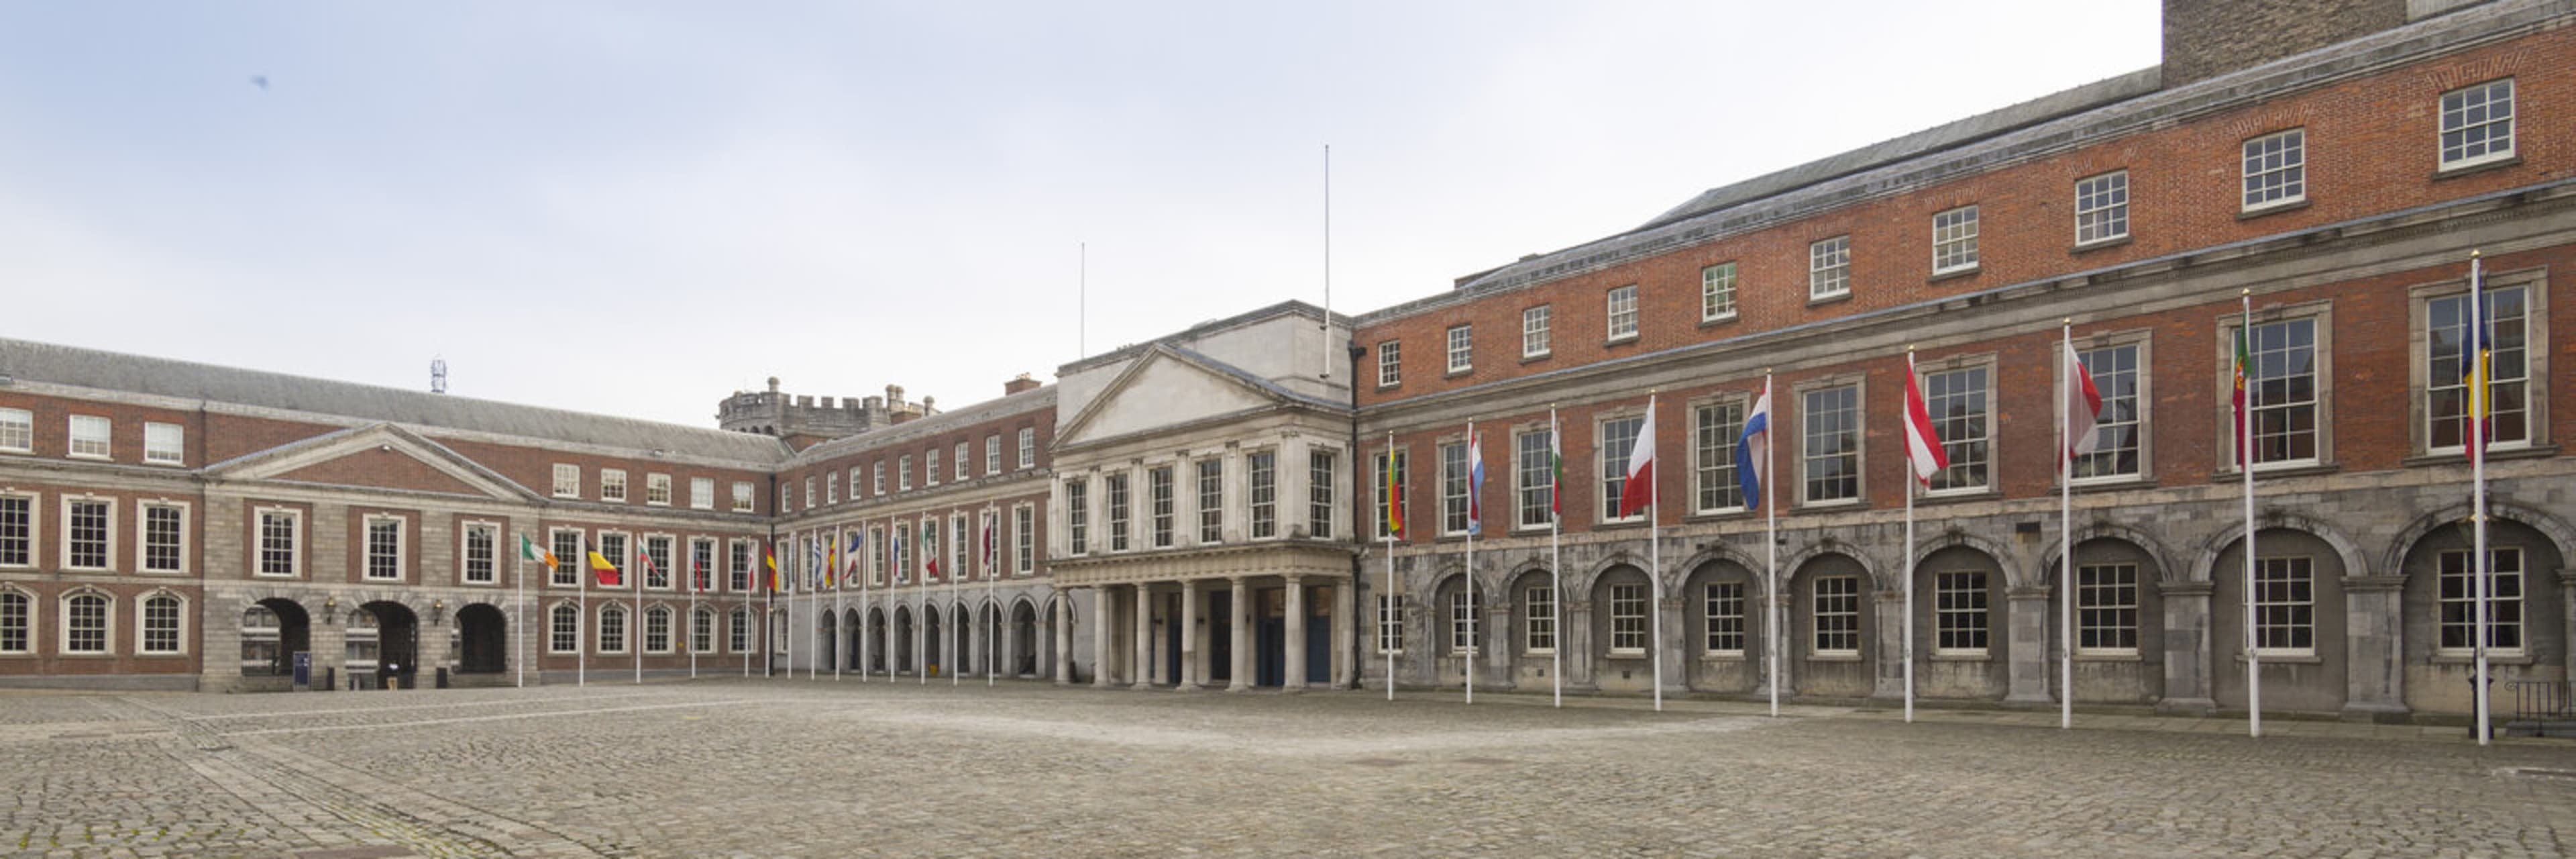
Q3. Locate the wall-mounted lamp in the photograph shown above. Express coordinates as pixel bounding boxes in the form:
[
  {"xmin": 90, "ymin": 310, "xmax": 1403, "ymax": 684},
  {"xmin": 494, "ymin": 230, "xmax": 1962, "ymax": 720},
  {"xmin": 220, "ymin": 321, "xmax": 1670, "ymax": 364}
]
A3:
[
  {"xmin": 433, "ymin": 599, "xmax": 445, "ymax": 611},
  {"xmin": 324, "ymin": 596, "xmax": 337, "ymax": 610}
]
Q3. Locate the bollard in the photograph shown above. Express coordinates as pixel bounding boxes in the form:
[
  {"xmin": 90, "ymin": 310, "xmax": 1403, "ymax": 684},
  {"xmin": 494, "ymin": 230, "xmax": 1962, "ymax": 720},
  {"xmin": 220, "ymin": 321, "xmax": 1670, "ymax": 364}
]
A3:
[{"xmin": 435, "ymin": 667, "xmax": 449, "ymax": 689}]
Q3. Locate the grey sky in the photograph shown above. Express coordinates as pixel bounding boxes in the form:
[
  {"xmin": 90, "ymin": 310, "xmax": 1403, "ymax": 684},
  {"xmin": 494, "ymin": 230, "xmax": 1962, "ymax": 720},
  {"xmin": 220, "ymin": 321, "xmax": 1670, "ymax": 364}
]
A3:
[{"xmin": 0, "ymin": 1, "xmax": 2159, "ymax": 427}]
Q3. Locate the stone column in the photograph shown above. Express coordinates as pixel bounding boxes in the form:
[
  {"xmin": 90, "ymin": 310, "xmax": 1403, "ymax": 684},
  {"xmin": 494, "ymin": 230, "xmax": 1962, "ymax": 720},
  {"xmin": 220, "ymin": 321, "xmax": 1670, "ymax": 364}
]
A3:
[
  {"xmin": 1177, "ymin": 580, "xmax": 1201, "ymax": 690},
  {"xmin": 1284, "ymin": 575, "xmax": 1309, "ymax": 691},
  {"xmin": 1332, "ymin": 578, "xmax": 1356, "ymax": 688},
  {"xmin": 2342, "ymin": 574, "xmax": 2409, "ymax": 721},
  {"xmin": 1132, "ymin": 584, "xmax": 1155, "ymax": 690},
  {"xmin": 1228, "ymin": 576, "xmax": 1252, "ymax": 691},
  {"xmin": 1872, "ymin": 588, "xmax": 1908, "ymax": 702},
  {"xmin": 2155, "ymin": 581, "xmax": 2215, "ymax": 715},
  {"xmin": 1053, "ymin": 593, "xmax": 1073, "ymax": 685},
  {"xmin": 2004, "ymin": 587, "xmax": 2053, "ymax": 704},
  {"xmin": 1091, "ymin": 587, "xmax": 1115, "ymax": 689}
]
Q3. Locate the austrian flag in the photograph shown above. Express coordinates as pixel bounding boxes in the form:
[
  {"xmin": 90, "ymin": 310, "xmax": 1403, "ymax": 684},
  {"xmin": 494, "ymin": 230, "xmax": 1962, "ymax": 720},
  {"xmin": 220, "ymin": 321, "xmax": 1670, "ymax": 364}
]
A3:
[{"xmin": 1902, "ymin": 353, "xmax": 1949, "ymax": 487}]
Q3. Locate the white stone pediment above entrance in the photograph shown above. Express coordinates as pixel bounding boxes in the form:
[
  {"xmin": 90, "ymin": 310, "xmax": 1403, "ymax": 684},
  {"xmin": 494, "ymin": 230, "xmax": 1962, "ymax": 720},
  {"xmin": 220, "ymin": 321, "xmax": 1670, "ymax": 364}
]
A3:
[
  {"xmin": 203, "ymin": 423, "xmax": 541, "ymax": 501},
  {"xmin": 1055, "ymin": 346, "xmax": 1288, "ymax": 448}
]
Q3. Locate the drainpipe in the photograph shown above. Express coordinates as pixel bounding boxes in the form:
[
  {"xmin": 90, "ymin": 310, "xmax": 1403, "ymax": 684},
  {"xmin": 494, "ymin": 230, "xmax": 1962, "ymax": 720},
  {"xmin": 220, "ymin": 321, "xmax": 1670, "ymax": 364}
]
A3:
[{"xmin": 1345, "ymin": 334, "xmax": 1366, "ymax": 690}]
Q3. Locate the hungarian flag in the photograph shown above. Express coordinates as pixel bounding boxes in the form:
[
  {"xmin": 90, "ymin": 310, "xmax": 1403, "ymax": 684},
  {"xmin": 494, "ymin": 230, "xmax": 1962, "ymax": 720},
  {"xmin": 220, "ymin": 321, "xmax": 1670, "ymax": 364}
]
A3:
[
  {"xmin": 1465, "ymin": 428, "xmax": 1485, "ymax": 536},
  {"xmin": 2232, "ymin": 305, "xmax": 2254, "ymax": 466},
  {"xmin": 1736, "ymin": 381, "xmax": 1772, "ymax": 510},
  {"xmin": 519, "ymin": 534, "xmax": 557, "ymax": 570},
  {"xmin": 1902, "ymin": 353, "xmax": 1950, "ymax": 487},
  {"xmin": 1384, "ymin": 450, "xmax": 1405, "ymax": 540},
  {"xmin": 1547, "ymin": 414, "xmax": 1564, "ymax": 521},
  {"xmin": 2061, "ymin": 340, "xmax": 2104, "ymax": 468},
  {"xmin": 1617, "ymin": 397, "xmax": 1657, "ymax": 519},
  {"xmin": 586, "ymin": 539, "xmax": 623, "ymax": 587}
]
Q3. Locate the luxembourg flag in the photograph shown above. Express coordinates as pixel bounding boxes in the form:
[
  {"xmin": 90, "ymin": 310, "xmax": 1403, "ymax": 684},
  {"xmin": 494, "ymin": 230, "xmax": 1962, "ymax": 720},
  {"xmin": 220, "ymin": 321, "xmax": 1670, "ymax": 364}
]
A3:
[
  {"xmin": 1736, "ymin": 381, "xmax": 1772, "ymax": 509},
  {"xmin": 1466, "ymin": 427, "xmax": 1486, "ymax": 536},
  {"xmin": 1617, "ymin": 397, "xmax": 1658, "ymax": 518},
  {"xmin": 1902, "ymin": 353, "xmax": 1950, "ymax": 487}
]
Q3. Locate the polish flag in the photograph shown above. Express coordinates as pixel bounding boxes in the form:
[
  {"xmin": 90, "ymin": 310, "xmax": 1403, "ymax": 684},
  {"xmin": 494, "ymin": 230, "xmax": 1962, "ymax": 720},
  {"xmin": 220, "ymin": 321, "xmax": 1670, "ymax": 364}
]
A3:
[{"xmin": 1902, "ymin": 354, "xmax": 1949, "ymax": 487}]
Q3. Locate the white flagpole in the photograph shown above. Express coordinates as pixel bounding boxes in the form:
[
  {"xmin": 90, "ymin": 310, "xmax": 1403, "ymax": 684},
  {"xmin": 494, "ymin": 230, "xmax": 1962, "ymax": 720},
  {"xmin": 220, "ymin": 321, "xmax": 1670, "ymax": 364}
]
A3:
[
  {"xmin": 1550, "ymin": 407, "xmax": 1563, "ymax": 709},
  {"xmin": 633, "ymin": 545, "xmax": 643, "ymax": 685},
  {"xmin": 953, "ymin": 508, "xmax": 962, "ymax": 688},
  {"xmin": 1465, "ymin": 419, "xmax": 1475, "ymax": 706},
  {"xmin": 2469, "ymin": 251, "xmax": 2492, "ymax": 746},
  {"xmin": 861, "ymin": 526, "xmax": 873, "ymax": 683},
  {"xmin": 764, "ymin": 542, "xmax": 774, "ymax": 679},
  {"xmin": 690, "ymin": 549, "xmax": 700, "ymax": 680},
  {"xmin": 2061, "ymin": 323, "xmax": 2076, "ymax": 731},
  {"xmin": 2242, "ymin": 289, "xmax": 2262, "ymax": 739},
  {"xmin": 578, "ymin": 539, "xmax": 588, "ymax": 688},
  {"xmin": 515, "ymin": 544, "xmax": 526, "ymax": 689},
  {"xmin": 810, "ymin": 536, "xmax": 820, "ymax": 681},
  {"xmin": 1764, "ymin": 372, "xmax": 1778, "ymax": 719},
  {"xmin": 1648, "ymin": 393, "xmax": 1663, "ymax": 714},
  {"xmin": 1902, "ymin": 354, "xmax": 1916, "ymax": 725},
  {"xmin": 987, "ymin": 509, "xmax": 998, "ymax": 687},
  {"xmin": 1386, "ymin": 430, "xmax": 1398, "ymax": 702},
  {"xmin": 836, "ymin": 529, "xmax": 846, "ymax": 682}
]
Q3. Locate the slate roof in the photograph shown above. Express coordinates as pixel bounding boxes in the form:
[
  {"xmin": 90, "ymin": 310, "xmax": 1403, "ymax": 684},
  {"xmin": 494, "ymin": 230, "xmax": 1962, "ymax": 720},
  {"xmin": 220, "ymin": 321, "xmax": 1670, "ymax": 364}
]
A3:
[{"xmin": 0, "ymin": 338, "xmax": 791, "ymax": 464}]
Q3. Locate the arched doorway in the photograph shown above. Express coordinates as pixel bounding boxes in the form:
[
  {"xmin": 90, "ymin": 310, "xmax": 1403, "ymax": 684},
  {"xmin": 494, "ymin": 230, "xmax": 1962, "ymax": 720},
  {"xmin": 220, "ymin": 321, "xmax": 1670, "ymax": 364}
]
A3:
[
  {"xmin": 241, "ymin": 598, "xmax": 311, "ymax": 680},
  {"xmin": 358, "ymin": 601, "xmax": 419, "ymax": 689},
  {"xmin": 868, "ymin": 607, "xmax": 888, "ymax": 672},
  {"xmin": 843, "ymin": 609, "xmax": 862, "ymax": 672},
  {"xmin": 457, "ymin": 603, "xmax": 506, "ymax": 674},
  {"xmin": 818, "ymin": 609, "xmax": 838, "ymax": 670},
  {"xmin": 1013, "ymin": 601, "xmax": 1038, "ymax": 676},
  {"xmin": 926, "ymin": 605, "xmax": 945, "ymax": 677},
  {"xmin": 894, "ymin": 607, "xmax": 915, "ymax": 675}
]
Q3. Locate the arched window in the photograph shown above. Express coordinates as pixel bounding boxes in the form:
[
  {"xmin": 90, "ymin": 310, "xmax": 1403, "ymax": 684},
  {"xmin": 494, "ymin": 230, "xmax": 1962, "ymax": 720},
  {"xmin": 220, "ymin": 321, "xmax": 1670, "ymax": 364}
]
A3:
[
  {"xmin": 62, "ymin": 592, "xmax": 110, "ymax": 654},
  {"xmin": 643, "ymin": 606, "xmax": 672, "ymax": 654},
  {"xmin": 691, "ymin": 608, "xmax": 715, "ymax": 654},
  {"xmin": 0, "ymin": 589, "xmax": 30, "ymax": 654},
  {"xmin": 549, "ymin": 603, "xmax": 580, "ymax": 654},
  {"xmin": 598, "ymin": 605, "xmax": 629, "ymax": 654},
  {"xmin": 139, "ymin": 593, "xmax": 184, "ymax": 655},
  {"xmin": 729, "ymin": 608, "xmax": 751, "ymax": 652}
]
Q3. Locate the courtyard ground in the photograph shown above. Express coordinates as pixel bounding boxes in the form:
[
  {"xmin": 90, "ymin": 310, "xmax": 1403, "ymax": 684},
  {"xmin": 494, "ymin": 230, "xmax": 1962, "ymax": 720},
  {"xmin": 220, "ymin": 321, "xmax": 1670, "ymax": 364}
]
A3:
[{"xmin": 3, "ymin": 678, "xmax": 2572, "ymax": 857}]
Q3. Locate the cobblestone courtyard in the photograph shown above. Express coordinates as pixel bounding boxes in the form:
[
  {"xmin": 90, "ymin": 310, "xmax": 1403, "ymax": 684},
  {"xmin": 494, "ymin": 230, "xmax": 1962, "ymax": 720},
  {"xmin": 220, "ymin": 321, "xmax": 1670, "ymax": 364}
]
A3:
[{"xmin": 3, "ymin": 679, "xmax": 2573, "ymax": 858}]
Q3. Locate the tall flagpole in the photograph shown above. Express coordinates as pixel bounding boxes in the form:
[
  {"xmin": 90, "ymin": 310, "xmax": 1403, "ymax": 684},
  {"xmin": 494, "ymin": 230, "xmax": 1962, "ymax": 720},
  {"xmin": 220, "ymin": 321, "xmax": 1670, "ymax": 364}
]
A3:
[
  {"xmin": 2469, "ymin": 250, "xmax": 2493, "ymax": 746},
  {"xmin": 514, "ymin": 544, "xmax": 525, "ymax": 689},
  {"xmin": 764, "ymin": 542, "xmax": 775, "ymax": 680},
  {"xmin": 987, "ymin": 508, "xmax": 999, "ymax": 687},
  {"xmin": 861, "ymin": 525, "xmax": 873, "ymax": 683},
  {"xmin": 690, "ymin": 548, "xmax": 700, "ymax": 680},
  {"xmin": 1385, "ymin": 430, "xmax": 1398, "ymax": 702},
  {"xmin": 2060, "ymin": 323, "xmax": 2076, "ymax": 731},
  {"xmin": 1902, "ymin": 352, "xmax": 1917, "ymax": 725},
  {"xmin": 1464, "ymin": 419, "xmax": 1475, "ymax": 706},
  {"xmin": 1762, "ymin": 372, "xmax": 1778, "ymax": 719},
  {"xmin": 633, "ymin": 545, "xmax": 643, "ymax": 685},
  {"xmin": 835, "ymin": 529, "xmax": 846, "ymax": 681},
  {"xmin": 578, "ymin": 539, "xmax": 589, "ymax": 688},
  {"xmin": 1648, "ymin": 393, "xmax": 1663, "ymax": 714},
  {"xmin": 953, "ymin": 509, "xmax": 962, "ymax": 688},
  {"xmin": 1550, "ymin": 407, "xmax": 1563, "ymax": 709},
  {"xmin": 2241, "ymin": 289, "xmax": 2262, "ymax": 739}
]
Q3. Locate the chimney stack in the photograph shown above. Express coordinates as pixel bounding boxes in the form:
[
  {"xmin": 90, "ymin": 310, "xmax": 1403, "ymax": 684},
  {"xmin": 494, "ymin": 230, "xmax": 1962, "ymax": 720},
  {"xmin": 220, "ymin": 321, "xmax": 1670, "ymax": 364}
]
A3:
[{"xmin": 1004, "ymin": 373, "xmax": 1040, "ymax": 395}]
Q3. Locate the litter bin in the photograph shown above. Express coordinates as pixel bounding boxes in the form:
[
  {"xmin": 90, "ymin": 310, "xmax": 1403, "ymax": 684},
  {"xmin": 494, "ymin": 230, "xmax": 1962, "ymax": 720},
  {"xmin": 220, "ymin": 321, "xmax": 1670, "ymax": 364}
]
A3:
[{"xmin": 435, "ymin": 667, "xmax": 449, "ymax": 689}]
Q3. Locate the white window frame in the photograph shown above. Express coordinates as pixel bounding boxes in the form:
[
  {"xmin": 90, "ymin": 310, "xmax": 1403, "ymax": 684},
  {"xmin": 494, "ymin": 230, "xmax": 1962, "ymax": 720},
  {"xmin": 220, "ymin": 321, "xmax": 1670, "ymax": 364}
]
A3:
[
  {"xmin": 256, "ymin": 507, "xmax": 303, "ymax": 578},
  {"xmin": 1809, "ymin": 236, "xmax": 1850, "ymax": 300},
  {"xmin": 136, "ymin": 590, "xmax": 186, "ymax": 656},
  {"xmin": 804, "ymin": 476, "xmax": 816, "ymax": 507},
  {"xmin": 691, "ymin": 476, "xmax": 715, "ymax": 510},
  {"xmin": 136, "ymin": 499, "xmax": 189, "ymax": 575},
  {"xmin": 0, "ymin": 407, "xmax": 30, "ymax": 454},
  {"xmin": 1931, "ymin": 205, "xmax": 1978, "ymax": 274},
  {"xmin": 2417, "ymin": 276, "xmax": 2542, "ymax": 457},
  {"xmin": 597, "ymin": 604, "xmax": 629, "ymax": 654},
  {"xmin": 142, "ymin": 421, "xmax": 184, "ymax": 465},
  {"xmin": 731, "ymin": 481, "xmax": 754, "ymax": 513},
  {"xmin": 926, "ymin": 450, "xmax": 941, "ymax": 487},
  {"xmin": 729, "ymin": 607, "xmax": 752, "ymax": 654},
  {"xmin": 1705, "ymin": 580, "xmax": 1746, "ymax": 656},
  {"xmin": 2076, "ymin": 170, "xmax": 2129, "ymax": 246},
  {"xmin": 1373, "ymin": 448, "xmax": 1407, "ymax": 540},
  {"xmin": 730, "ymin": 538, "xmax": 756, "ymax": 592},
  {"xmin": 900, "ymin": 455, "xmax": 914, "ymax": 491},
  {"xmin": 1691, "ymin": 398, "xmax": 1747, "ymax": 515},
  {"xmin": 2222, "ymin": 307, "xmax": 2332, "ymax": 472},
  {"xmin": 1377, "ymin": 340, "xmax": 1402, "ymax": 388},
  {"xmin": 595, "ymin": 530, "xmax": 629, "ymax": 590},
  {"xmin": 1064, "ymin": 478, "xmax": 1088, "ymax": 556},
  {"xmin": 646, "ymin": 473, "xmax": 672, "ymax": 506},
  {"xmin": 2439, "ymin": 78, "xmax": 2515, "ymax": 170},
  {"xmin": 1446, "ymin": 324, "xmax": 1473, "ymax": 374},
  {"xmin": 691, "ymin": 606, "xmax": 718, "ymax": 654},
  {"xmin": 1438, "ymin": 440, "xmax": 1470, "ymax": 536},
  {"xmin": 1248, "ymin": 451, "xmax": 1278, "ymax": 540},
  {"xmin": 600, "ymin": 468, "xmax": 627, "ymax": 503},
  {"xmin": 2241, "ymin": 128, "xmax": 2306, "ymax": 213},
  {"xmin": 1017, "ymin": 428, "xmax": 1036, "ymax": 470},
  {"xmin": 1701, "ymin": 262, "xmax": 1737, "ymax": 321},
  {"xmin": 1106, "ymin": 472, "xmax": 1132, "ymax": 552},
  {"xmin": 1597, "ymin": 413, "xmax": 1646, "ymax": 524},
  {"xmin": 551, "ymin": 528, "xmax": 584, "ymax": 588},
  {"xmin": 362, "ymin": 514, "xmax": 406, "ymax": 582},
  {"xmin": 549, "ymin": 602, "xmax": 581, "ymax": 654},
  {"xmin": 2437, "ymin": 547, "xmax": 2524, "ymax": 657},
  {"xmin": 1449, "ymin": 587, "xmax": 1481, "ymax": 656},
  {"xmin": 986, "ymin": 434, "xmax": 1002, "ymax": 476},
  {"xmin": 1605, "ymin": 285, "xmax": 1639, "ymax": 342},
  {"xmin": 2251, "ymin": 555, "xmax": 2315, "ymax": 657},
  {"xmin": 689, "ymin": 537, "xmax": 716, "ymax": 593},
  {"xmin": 644, "ymin": 605, "xmax": 674, "ymax": 654},
  {"xmin": 1608, "ymin": 583, "xmax": 1648, "ymax": 655},
  {"xmin": 1523, "ymin": 584, "xmax": 1556, "ymax": 654},
  {"xmin": 1014, "ymin": 503, "xmax": 1036, "ymax": 576},
  {"xmin": 552, "ymin": 464, "xmax": 580, "ymax": 499},
  {"xmin": 1932, "ymin": 570, "xmax": 1989, "ymax": 656},
  {"xmin": 1377, "ymin": 594, "xmax": 1405, "ymax": 655},
  {"xmin": 2068, "ymin": 336, "xmax": 2151, "ymax": 485},
  {"xmin": 1522, "ymin": 305, "xmax": 1551, "ymax": 358},
  {"xmin": 68, "ymin": 415, "xmax": 110, "ymax": 460},
  {"xmin": 2075, "ymin": 562, "xmax": 2140, "ymax": 656},
  {"xmin": 1195, "ymin": 457, "xmax": 1224, "ymax": 545},
  {"xmin": 1798, "ymin": 380, "xmax": 1864, "ymax": 507},
  {"xmin": 1514, "ymin": 428, "xmax": 1552, "ymax": 531},
  {"xmin": 955, "ymin": 441, "xmax": 970, "ymax": 481},
  {"xmin": 642, "ymin": 533, "xmax": 675, "ymax": 591},
  {"xmin": 825, "ymin": 472, "xmax": 839, "ymax": 505},
  {"xmin": 1148, "ymin": 465, "xmax": 1175, "ymax": 549},
  {"xmin": 0, "ymin": 493, "xmax": 34, "ymax": 569},
  {"xmin": 0, "ymin": 586, "xmax": 33, "ymax": 654},
  {"xmin": 60, "ymin": 589, "xmax": 113, "ymax": 655},
  {"xmin": 62, "ymin": 496, "xmax": 113, "ymax": 572},
  {"xmin": 1812, "ymin": 574, "xmax": 1860, "ymax": 656},
  {"xmin": 849, "ymin": 466, "xmax": 865, "ymax": 501},
  {"xmin": 1917, "ymin": 359, "xmax": 1994, "ymax": 495},
  {"xmin": 1307, "ymin": 448, "xmax": 1336, "ymax": 540}
]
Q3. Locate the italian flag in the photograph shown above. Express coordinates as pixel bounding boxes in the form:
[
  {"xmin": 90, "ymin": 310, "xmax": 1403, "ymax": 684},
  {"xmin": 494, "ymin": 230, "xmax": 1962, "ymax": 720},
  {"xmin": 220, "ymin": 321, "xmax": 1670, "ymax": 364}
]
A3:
[{"xmin": 519, "ymin": 534, "xmax": 556, "ymax": 570}]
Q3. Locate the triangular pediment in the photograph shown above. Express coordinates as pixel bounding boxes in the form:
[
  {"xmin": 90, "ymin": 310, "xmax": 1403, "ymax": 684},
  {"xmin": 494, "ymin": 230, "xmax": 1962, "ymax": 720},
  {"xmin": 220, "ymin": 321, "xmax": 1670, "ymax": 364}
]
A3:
[
  {"xmin": 1057, "ymin": 347, "xmax": 1285, "ymax": 447},
  {"xmin": 205, "ymin": 423, "xmax": 541, "ymax": 501}
]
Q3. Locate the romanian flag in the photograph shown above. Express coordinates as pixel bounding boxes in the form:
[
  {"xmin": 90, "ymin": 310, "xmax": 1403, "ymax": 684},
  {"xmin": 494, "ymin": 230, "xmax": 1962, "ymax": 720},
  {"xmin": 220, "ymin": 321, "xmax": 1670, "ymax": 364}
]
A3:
[
  {"xmin": 1384, "ymin": 445, "xmax": 1405, "ymax": 540},
  {"xmin": 586, "ymin": 540, "xmax": 622, "ymax": 587},
  {"xmin": 2463, "ymin": 258, "xmax": 2491, "ymax": 465},
  {"xmin": 519, "ymin": 534, "xmax": 557, "ymax": 570}
]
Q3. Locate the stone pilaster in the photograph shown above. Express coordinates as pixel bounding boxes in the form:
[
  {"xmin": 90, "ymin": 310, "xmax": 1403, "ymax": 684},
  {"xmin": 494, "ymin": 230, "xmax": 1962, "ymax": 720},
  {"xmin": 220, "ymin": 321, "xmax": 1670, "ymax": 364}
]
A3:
[
  {"xmin": 1177, "ymin": 580, "xmax": 1201, "ymax": 690},
  {"xmin": 1131, "ymin": 585, "xmax": 1154, "ymax": 689},
  {"xmin": 1285, "ymin": 575, "xmax": 1308, "ymax": 691},
  {"xmin": 2342, "ymin": 574, "xmax": 2410, "ymax": 721},
  {"xmin": 2156, "ymin": 581, "xmax": 2216, "ymax": 715},
  {"xmin": 1053, "ymin": 593, "xmax": 1073, "ymax": 685},
  {"xmin": 1872, "ymin": 589, "xmax": 1908, "ymax": 701},
  {"xmin": 1562, "ymin": 599, "xmax": 1597, "ymax": 692},
  {"xmin": 1656, "ymin": 593, "xmax": 1686, "ymax": 696},
  {"xmin": 2004, "ymin": 587, "xmax": 2055, "ymax": 704},
  {"xmin": 1091, "ymin": 587, "xmax": 1114, "ymax": 689},
  {"xmin": 1228, "ymin": 576, "xmax": 1252, "ymax": 691}
]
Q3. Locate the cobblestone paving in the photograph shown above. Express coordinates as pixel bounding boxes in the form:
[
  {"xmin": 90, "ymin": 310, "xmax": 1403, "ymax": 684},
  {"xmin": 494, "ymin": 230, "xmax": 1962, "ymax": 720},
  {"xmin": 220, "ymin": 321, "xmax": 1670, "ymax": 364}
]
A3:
[{"xmin": 4, "ymin": 679, "xmax": 2574, "ymax": 857}]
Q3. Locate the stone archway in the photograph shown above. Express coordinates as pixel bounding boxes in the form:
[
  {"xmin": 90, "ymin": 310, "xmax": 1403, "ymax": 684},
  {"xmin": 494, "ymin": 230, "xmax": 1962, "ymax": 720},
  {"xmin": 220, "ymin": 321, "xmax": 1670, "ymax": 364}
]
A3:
[
  {"xmin": 359, "ymin": 601, "xmax": 419, "ymax": 689},
  {"xmin": 456, "ymin": 603, "xmax": 506, "ymax": 674},
  {"xmin": 242, "ymin": 598, "xmax": 311, "ymax": 679}
]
